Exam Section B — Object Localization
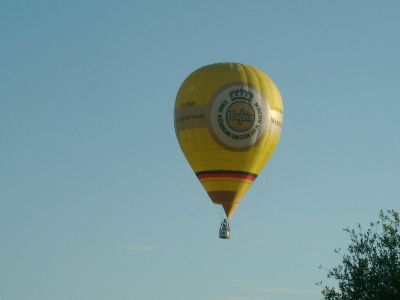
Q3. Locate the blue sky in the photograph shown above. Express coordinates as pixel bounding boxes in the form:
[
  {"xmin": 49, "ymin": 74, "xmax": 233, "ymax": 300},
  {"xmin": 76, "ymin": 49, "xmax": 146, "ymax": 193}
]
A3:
[{"xmin": 1, "ymin": 1, "xmax": 400, "ymax": 299}]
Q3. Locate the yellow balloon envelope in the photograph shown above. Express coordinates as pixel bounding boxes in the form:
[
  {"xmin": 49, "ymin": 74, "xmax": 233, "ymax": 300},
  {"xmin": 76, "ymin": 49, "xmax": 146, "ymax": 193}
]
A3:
[{"xmin": 174, "ymin": 62, "xmax": 283, "ymax": 219}]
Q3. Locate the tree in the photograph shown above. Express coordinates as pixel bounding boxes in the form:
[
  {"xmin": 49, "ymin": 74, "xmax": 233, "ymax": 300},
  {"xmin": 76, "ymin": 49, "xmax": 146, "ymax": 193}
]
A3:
[{"xmin": 320, "ymin": 210, "xmax": 400, "ymax": 300}]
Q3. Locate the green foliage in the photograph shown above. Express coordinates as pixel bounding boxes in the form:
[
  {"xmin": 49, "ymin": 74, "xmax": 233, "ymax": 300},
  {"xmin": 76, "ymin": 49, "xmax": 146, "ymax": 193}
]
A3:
[{"xmin": 320, "ymin": 210, "xmax": 400, "ymax": 300}]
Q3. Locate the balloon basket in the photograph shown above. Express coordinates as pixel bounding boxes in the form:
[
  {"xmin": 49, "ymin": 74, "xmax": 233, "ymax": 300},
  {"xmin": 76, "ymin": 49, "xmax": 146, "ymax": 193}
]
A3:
[{"xmin": 219, "ymin": 219, "xmax": 231, "ymax": 239}]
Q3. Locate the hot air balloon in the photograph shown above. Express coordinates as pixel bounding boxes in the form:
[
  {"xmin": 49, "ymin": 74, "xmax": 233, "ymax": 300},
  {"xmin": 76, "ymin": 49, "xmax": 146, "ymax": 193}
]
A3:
[{"xmin": 174, "ymin": 62, "xmax": 283, "ymax": 239}]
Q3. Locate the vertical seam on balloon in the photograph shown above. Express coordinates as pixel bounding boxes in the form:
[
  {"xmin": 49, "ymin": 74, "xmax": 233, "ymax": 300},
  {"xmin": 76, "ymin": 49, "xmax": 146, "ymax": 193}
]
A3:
[{"xmin": 244, "ymin": 64, "xmax": 263, "ymax": 174}]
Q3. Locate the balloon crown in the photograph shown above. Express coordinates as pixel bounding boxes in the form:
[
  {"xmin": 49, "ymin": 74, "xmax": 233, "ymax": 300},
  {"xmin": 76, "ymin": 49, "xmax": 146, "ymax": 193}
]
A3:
[{"xmin": 229, "ymin": 87, "xmax": 253, "ymax": 102}]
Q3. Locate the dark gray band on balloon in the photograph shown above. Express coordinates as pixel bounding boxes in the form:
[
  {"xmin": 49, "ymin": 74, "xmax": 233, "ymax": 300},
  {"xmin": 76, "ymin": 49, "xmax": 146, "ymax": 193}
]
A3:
[{"xmin": 174, "ymin": 105, "xmax": 209, "ymax": 131}]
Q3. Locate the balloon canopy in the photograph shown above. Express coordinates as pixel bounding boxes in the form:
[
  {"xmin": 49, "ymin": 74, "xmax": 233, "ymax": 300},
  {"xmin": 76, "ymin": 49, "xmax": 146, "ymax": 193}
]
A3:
[{"xmin": 174, "ymin": 62, "xmax": 283, "ymax": 220}]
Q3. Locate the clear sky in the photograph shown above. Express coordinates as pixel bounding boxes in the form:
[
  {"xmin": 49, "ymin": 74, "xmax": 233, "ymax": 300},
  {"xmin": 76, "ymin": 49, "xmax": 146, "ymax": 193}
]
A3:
[{"xmin": 1, "ymin": 1, "xmax": 400, "ymax": 299}]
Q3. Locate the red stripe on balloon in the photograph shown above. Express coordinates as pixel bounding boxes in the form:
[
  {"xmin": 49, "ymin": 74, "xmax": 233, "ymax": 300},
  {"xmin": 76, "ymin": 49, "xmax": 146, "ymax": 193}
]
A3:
[{"xmin": 196, "ymin": 172, "xmax": 257, "ymax": 181}]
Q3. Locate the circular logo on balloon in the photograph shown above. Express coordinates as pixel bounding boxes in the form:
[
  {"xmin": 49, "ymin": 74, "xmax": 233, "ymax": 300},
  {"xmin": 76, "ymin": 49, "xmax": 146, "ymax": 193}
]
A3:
[{"xmin": 210, "ymin": 85, "xmax": 268, "ymax": 150}]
